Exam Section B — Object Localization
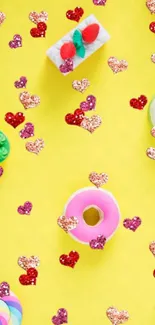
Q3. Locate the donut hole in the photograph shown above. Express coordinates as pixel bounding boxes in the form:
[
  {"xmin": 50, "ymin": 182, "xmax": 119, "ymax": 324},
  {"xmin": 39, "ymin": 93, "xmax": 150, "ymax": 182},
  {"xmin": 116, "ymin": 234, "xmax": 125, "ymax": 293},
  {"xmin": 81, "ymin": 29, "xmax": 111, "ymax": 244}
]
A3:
[{"xmin": 83, "ymin": 205, "xmax": 104, "ymax": 226}]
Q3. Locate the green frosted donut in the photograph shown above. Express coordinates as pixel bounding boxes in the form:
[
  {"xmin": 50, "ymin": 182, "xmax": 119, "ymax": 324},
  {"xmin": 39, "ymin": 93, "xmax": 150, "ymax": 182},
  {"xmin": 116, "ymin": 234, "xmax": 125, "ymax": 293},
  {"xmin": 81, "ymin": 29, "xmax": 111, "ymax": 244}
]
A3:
[
  {"xmin": 149, "ymin": 97, "xmax": 155, "ymax": 126},
  {"xmin": 0, "ymin": 131, "xmax": 10, "ymax": 162}
]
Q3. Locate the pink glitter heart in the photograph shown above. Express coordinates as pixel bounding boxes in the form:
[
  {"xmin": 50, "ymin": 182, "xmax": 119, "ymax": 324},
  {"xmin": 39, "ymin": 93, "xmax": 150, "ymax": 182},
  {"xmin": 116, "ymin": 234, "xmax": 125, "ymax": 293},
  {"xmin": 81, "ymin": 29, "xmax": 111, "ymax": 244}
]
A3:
[
  {"xmin": 17, "ymin": 201, "xmax": 33, "ymax": 215},
  {"xmin": 123, "ymin": 217, "xmax": 141, "ymax": 232},
  {"xmin": 93, "ymin": 0, "xmax": 107, "ymax": 5},
  {"xmin": 0, "ymin": 166, "xmax": 3, "ymax": 177},
  {"xmin": 9, "ymin": 34, "xmax": 22, "ymax": 49},
  {"xmin": 80, "ymin": 115, "xmax": 102, "ymax": 133},
  {"xmin": 0, "ymin": 12, "xmax": 6, "ymax": 26},
  {"xmin": 80, "ymin": 95, "xmax": 96, "ymax": 112},
  {"xmin": 0, "ymin": 282, "xmax": 10, "ymax": 298},
  {"xmin": 59, "ymin": 59, "xmax": 73, "ymax": 74},
  {"xmin": 52, "ymin": 308, "xmax": 68, "ymax": 325},
  {"xmin": 89, "ymin": 172, "xmax": 108, "ymax": 188},
  {"xmin": 108, "ymin": 57, "xmax": 128, "ymax": 73},
  {"xmin": 146, "ymin": 0, "xmax": 155, "ymax": 13},
  {"xmin": 14, "ymin": 76, "xmax": 27, "ymax": 89},
  {"xmin": 89, "ymin": 235, "xmax": 106, "ymax": 249},
  {"xmin": 106, "ymin": 307, "xmax": 129, "ymax": 325},
  {"xmin": 19, "ymin": 123, "xmax": 34, "ymax": 139}
]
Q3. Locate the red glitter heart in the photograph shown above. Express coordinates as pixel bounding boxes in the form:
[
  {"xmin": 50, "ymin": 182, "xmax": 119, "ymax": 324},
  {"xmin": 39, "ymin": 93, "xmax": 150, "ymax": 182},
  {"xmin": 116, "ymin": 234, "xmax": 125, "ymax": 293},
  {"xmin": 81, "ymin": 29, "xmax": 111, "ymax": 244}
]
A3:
[
  {"xmin": 19, "ymin": 268, "xmax": 38, "ymax": 285},
  {"xmin": 66, "ymin": 7, "xmax": 84, "ymax": 22},
  {"xmin": 130, "ymin": 95, "xmax": 147, "ymax": 110},
  {"xmin": 59, "ymin": 251, "xmax": 79, "ymax": 268},
  {"xmin": 30, "ymin": 22, "xmax": 47, "ymax": 38},
  {"xmin": 5, "ymin": 112, "xmax": 25, "ymax": 128},
  {"xmin": 65, "ymin": 109, "xmax": 85, "ymax": 126},
  {"xmin": 150, "ymin": 22, "xmax": 155, "ymax": 33}
]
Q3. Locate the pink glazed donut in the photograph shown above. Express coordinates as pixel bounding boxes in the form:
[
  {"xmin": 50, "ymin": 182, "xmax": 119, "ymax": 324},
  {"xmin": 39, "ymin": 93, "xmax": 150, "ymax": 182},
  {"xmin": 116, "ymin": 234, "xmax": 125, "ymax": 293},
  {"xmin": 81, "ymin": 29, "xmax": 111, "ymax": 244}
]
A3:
[{"xmin": 64, "ymin": 187, "xmax": 120, "ymax": 244}]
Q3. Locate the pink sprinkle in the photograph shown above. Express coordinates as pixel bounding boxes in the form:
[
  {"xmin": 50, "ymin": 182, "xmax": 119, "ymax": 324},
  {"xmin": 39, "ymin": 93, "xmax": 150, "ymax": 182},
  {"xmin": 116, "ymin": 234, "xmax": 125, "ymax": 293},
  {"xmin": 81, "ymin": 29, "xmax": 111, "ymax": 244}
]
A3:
[{"xmin": 0, "ymin": 167, "xmax": 4, "ymax": 176}]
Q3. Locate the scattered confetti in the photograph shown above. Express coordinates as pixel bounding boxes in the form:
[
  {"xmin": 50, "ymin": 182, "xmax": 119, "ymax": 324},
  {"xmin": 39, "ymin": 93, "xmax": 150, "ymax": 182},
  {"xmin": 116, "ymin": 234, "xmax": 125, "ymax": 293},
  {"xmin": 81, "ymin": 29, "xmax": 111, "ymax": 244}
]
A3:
[
  {"xmin": 59, "ymin": 58, "xmax": 74, "ymax": 74},
  {"xmin": 0, "ymin": 12, "xmax": 6, "ymax": 26},
  {"xmin": 0, "ymin": 166, "xmax": 3, "ymax": 177},
  {"xmin": 66, "ymin": 7, "xmax": 84, "ymax": 22},
  {"xmin": 52, "ymin": 309, "xmax": 68, "ymax": 325},
  {"xmin": 153, "ymin": 269, "xmax": 155, "ymax": 277},
  {"xmin": 149, "ymin": 21, "xmax": 155, "ymax": 33},
  {"xmin": 123, "ymin": 217, "xmax": 141, "ymax": 232},
  {"xmin": 146, "ymin": 147, "xmax": 155, "ymax": 159},
  {"xmin": 14, "ymin": 76, "xmax": 27, "ymax": 89},
  {"xmin": 17, "ymin": 201, "xmax": 33, "ymax": 215},
  {"xmin": 5, "ymin": 112, "xmax": 25, "ymax": 128},
  {"xmin": 19, "ymin": 268, "xmax": 38, "ymax": 285},
  {"xmin": 151, "ymin": 126, "xmax": 155, "ymax": 137},
  {"xmin": 25, "ymin": 138, "xmax": 44, "ymax": 155},
  {"xmin": 89, "ymin": 235, "xmax": 106, "ymax": 249},
  {"xmin": 149, "ymin": 241, "xmax": 155, "ymax": 256},
  {"xmin": 30, "ymin": 22, "xmax": 47, "ymax": 38},
  {"xmin": 18, "ymin": 256, "xmax": 40, "ymax": 270},
  {"xmin": 130, "ymin": 95, "xmax": 148, "ymax": 110},
  {"xmin": 59, "ymin": 251, "xmax": 79, "ymax": 268},
  {"xmin": 65, "ymin": 109, "xmax": 85, "ymax": 126},
  {"xmin": 57, "ymin": 216, "xmax": 78, "ymax": 233},
  {"xmin": 80, "ymin": 115, "xmax": 102, "ymax": 133},
  {"xmin": 93, "ymin": 0, "xmax": 107, "ymax": 5},
  {"xmin": 29, "ymin": 11, "xmax": 48, "ymax": 24},
  {"xmin": 9, "ymin": 34, "xmax": 22, "ymax": 49},
  {"xmin": 151, "ymin": 53, "xmax": 155, "ymax": 63},
  {"xmin": 0, "ymin": 282, "xmax": 10, "ymax": 298},
  {"xmin": 108, "ymin": 57, "xmax": 128, "ymax": 73},
  {"xmin": 106, "ymin": 307, "xmax": 129, "ymax": 325},
  {"xmin": 72, "ymin": 78, "xmax": 90, "ymax": 93},
  {"xmin": 146, "ymin": 0, "xmax": 155, "ymax": 13},
  {"xmin": 19, "ymin": 123, "xmax": 34, "ymax": 139},
  {"xmin": 80, "ymin": 95, "xmax": 96, "ymax": 111},
  {"xmin": 89, "ymin": 172, "xmax": 108, "ymax": 188},
  {"xmin": 19, "ymin": 91, "xmax": 40, "ymax": 109}
]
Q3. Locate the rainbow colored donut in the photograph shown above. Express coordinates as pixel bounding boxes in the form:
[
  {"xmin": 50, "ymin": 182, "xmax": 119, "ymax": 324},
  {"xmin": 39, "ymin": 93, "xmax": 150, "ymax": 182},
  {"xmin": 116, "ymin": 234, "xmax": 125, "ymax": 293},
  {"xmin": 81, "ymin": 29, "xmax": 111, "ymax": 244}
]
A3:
[
  {"xmin": 0, "ymin": 292, "xmax": 22, "ymax": 325},
  {"xmin": 64, "ymin": 187, "xmax": 120, "ymax": 244}
]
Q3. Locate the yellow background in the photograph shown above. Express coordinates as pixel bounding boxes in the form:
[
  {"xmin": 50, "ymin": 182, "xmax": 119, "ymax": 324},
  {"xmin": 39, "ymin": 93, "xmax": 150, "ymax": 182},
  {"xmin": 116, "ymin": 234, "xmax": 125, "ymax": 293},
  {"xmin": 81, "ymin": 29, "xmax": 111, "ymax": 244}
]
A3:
[{"xmin": 0, "ymin": 0, "xmax": 155, "ymax": 324}]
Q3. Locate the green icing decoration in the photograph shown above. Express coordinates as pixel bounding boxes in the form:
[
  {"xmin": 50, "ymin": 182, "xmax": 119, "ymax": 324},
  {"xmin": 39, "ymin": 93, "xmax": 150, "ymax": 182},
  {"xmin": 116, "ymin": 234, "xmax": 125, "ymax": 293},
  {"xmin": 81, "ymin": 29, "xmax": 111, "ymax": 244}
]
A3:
[
  {"xmin": 73, "ymin": 30, "xmax": 86, "ymax": 59},
  {"xmin": 0, "ymin": 131, "xmax": 10, "ymax": 162}
]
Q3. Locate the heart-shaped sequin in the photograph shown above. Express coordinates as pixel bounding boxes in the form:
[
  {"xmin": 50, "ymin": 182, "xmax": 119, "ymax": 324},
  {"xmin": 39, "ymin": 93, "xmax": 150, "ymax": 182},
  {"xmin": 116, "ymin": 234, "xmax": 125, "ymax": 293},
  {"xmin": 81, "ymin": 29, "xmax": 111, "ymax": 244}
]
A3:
[
  {"xmin": 106, "ymin": 307, "xmax": 129, "ymax": 325},
  {"xmin": 93, "ymin": 0, "xmax": 107, "ymax": 5},
  {"xmin": 149, "ymin": 241, "xmax": 155, "ymax": 256},
  {"xmin": 59, "ymin": 59, "xmax": 74, "ymax": 74},
  {"xmin": 146, "ymin": 147, "xmax": 155, "ymax": 160},
  {"xmin": 89, "ymin": 172, "xmax": 108, "ymax": 188},
  {"xmin": 19, "ymin": 91, "xmax": 40, "ymax": 109},
  {"xmin": 146, "ymin": 0, "xmax": 155, "ymax": 13},
  {"xmin": 72, "ymin": 78, "xmax": 90, "ymax": 93},
  {"xmin": 52, "ymin": 308, "xmax": 68, "ymax": 325},
  {"xmin": 19, "ymin": 268, "xmax": 38, "ymax": 285},
  {"xmin": 130, "ymin": 95, "xmax": 147, "ymax": 110},
  {"xmin": 19, "ymin": 123, "xmax": 34, "ymax": 139},
  {"xmin": 25, "ymin": 138, "xmax": 44, "ymax": 154},
  {"xmin": 14, "ymin": 76, "xmax": 27, "ymax": 89},
  {"xmin": 18, "ymin": 256, "xmax": 40, "ymax": 270},
  {"xmin": 108, "ymin": 57, "xmax": 128, "ymax": 73},
  {"xmin": 30, "ymin": 22, "xmax": 47, "ymax": 38},
  {"xmin": 123, "ymin": 217, "xmax": 141, "ymax": 232},
  {"xmin": 59, "ymin": 251, "xmax": 79, "ymax": 268},
  {"xmin": 66, "ymin": 7, "xmax": 84, "ymax": 22},
  {"xmin": 65, "ymin": 109, "xmax": 85, "ymax": 126},
  {"xmin": 29, "ymin": 11, "xmax": 48, "ymax": 24},
  {"xmin": 9, "ymin": 34, "xmax": 22, "ymax": 49},
  {"xmin": 80, "ymin": 115, "xmax": 102, "ymax": 133},
  {"xmin": 151, "ymin": 126, "xmax": 155, "ymax": 137},
  {"xmin": 57, "ymin": 216, "xmax": 78, "ymax": 233},
  {"xmin": 17, "ymin": 201, "xmax": 33, "ymax": 215},
  {"xmin": 0, "ymin": 282, "xmax": 10, "ymax": 298},
  {"xmin": 80, "ymin": 95, "xmax": 96, "ymax": 111},
  {"xmin": 89, "ymin": 235, "xmax": 106, "ymax": 249},
  {"xmin": 0, "ymin": 12, "xmax": 6, "ymax": 26},
  {"xmin": 5, "ymin": 112, "xmax": 25, "ymax": 128}
]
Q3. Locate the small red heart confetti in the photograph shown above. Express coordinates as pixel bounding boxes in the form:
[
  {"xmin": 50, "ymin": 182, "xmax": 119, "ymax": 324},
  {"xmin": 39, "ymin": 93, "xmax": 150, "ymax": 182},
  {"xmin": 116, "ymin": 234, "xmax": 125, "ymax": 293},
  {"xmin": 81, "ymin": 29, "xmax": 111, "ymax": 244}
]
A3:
[
  {"xmin": 5, "ymin": 112, "xmax": 25, "ymax": 128},
  {"xmin": 52, "ymin": 308, "xmax": 68, "ymax": 325},
  {"xmin": 30, "ymin": 22, "xmax": 47, "ymax": 38},
  {"xmin": 149, "ymin": 22, "xmax": 155, "ymax": 33},
  {"xmin": 65, "ymin": 109, "xmax": 85, "ymax": 126},
  {"xmin": 19, "ymin": 268, "xmax": 38, "ymax": 285},
  {"xmin": 66, "ymin": 7, "xmax": 84, "ymax": 22},
  {"xmin": 130, "ymin": 95, "xmax": 147, "ymax": 110},
  {"xmin": 59, "ymin": 251, "xmax": 79, "ymax": 268}
]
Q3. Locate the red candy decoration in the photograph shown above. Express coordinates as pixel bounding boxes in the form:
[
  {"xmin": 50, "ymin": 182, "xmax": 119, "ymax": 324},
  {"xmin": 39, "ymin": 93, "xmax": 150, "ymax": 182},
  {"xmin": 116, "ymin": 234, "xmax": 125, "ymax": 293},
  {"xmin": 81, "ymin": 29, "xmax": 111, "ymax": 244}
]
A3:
[
  {"xmin": 65, "ymin": 109, "xmax": 85, "ymax": 126},
  {"xmin": 66, "ymin": 7, "xmax": 84, "ymax": 22},
  {"xmin": 30, "ymin": 22, "xmax": 47, "ymax": 38},
  {"xmin": 5, "ymin": 112, "xmax": 25, "ymax": 128},
  {"xmin": 19, "ymin": 268, "xmax": 38, "ymax": 285},
  {"xmin": 149, "ymin": 22, "xmax": 155, "ymax": 33},
  {"xmin": 59, "ymin": 251, "xmax": 79, "ymax": 268},
  {"xmin": 130, "ymin": 95, "xmax": 148, "ymax": 110},
  {"xmin": 153, "ymin": 269, "xmax": 155, "ymax": 277},
  {"xmin": 60, "ymin": 42, "xmax": 76, "ymax": 60},
  {"xmin": 82, "ymin": 24, "xmax": 100, "ymax": 43}
]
